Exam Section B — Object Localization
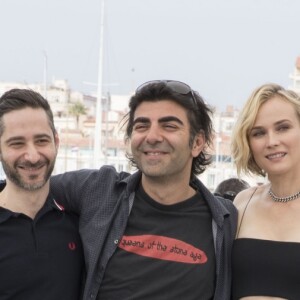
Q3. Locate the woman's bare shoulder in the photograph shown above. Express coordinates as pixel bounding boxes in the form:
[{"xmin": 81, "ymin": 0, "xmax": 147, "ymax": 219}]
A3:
[{"xmin": 233, "ymin": 184, "xmax": 268, "ymax": 210}]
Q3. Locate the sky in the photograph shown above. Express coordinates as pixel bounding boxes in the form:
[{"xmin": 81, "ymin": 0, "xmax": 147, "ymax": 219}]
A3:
[{"xmin": 1, "ymin": 0, "xmax": 300, "ymax": 111}]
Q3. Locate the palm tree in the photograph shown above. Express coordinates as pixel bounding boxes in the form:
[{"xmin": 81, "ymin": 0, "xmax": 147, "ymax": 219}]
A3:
[{"xmin": 69, "ymin": 101, "xmax": 87, "ymax": 129}]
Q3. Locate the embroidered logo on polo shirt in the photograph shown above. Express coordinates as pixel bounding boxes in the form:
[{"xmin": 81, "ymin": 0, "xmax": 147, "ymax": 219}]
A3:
[
  {"xmin": 68, "ymin": 242, "xmax": 77, "ymax": 250},
  {"xmin": 53, "ymin": 200, "xmax": 65, "ymax": 211},
  {"xmin": 118, "ymin": 235, "xmax": 207, "ymax": 264}
]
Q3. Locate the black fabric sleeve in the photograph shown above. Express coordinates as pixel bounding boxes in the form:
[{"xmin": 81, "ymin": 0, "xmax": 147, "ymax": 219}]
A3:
[{"xmin": 50, "ymin": 169, "xmax": 97, "ymax": 213}]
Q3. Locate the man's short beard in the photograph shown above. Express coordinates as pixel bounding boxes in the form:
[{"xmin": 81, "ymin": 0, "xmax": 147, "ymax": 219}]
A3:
[{"xmin": 1, "ymin": 159, "xmax": 55, "ymax": 191}]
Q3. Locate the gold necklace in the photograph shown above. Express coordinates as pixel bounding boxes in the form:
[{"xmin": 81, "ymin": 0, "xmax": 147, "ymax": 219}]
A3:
[{"xmin": 268, "ymin": 189, "xmax": 300, "ymax": 203}]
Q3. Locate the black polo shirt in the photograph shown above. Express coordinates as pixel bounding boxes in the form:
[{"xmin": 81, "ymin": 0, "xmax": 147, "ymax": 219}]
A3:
[{"xmin": 0, "ymin": 193, "xmax": 84, "ymax": 300}]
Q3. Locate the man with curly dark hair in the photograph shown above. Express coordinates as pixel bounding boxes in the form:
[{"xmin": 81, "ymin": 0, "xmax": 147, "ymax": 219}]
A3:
[{"xmin": 51, "ymin": 80, "xmax": 237, "ymax": 300}]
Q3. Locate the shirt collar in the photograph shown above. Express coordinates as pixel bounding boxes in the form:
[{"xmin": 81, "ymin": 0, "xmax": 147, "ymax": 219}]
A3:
[{"xmin": 0, "ymin": 179, "xmax": 65, "ymax": 223}]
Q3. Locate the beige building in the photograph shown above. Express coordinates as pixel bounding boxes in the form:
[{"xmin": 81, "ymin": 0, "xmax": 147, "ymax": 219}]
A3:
[{"xmin": 2, "ymin": 56, "xmax": 300, "ymax": 189}]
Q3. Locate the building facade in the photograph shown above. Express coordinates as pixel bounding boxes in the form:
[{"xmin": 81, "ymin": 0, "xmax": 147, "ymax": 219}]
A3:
[{"xmin": 3, "ymin": 58, "xmax": 300, "ymax": 190}]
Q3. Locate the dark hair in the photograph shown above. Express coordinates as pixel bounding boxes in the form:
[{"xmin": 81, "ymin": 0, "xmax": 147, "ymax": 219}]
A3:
[
  {"xmin": 122, "ymin": 81, "xmax": 214, "ymax": 175},
  {"xmin": 0, "ymin": 89, "xmax": 56, "ymax": 137},
  {"xmin": 214, "ymin": 178, "xmax": 250, "ymax": 201}
]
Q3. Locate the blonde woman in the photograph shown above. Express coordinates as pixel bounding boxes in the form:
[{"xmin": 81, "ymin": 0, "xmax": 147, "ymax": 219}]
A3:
[{"xmin": 231, "ymin": 83, "xmax": 300, "ymax": 300}]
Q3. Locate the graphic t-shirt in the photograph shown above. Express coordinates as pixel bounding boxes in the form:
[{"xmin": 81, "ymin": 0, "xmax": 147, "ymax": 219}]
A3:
[{"xmin": 98, "ymin": 185, "xmax": 216, "ymax": 300}]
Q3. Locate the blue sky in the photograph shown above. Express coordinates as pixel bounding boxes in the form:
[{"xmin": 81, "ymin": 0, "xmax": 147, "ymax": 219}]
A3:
[{"xmin": 1, "ymin": 0, "xmax": 300, "ymax": 110}]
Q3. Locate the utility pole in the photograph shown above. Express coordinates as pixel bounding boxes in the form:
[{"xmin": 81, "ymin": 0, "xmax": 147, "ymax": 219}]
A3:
[
  {"xmin": 43, "ymin": 50, "xmax": 47, "ymax": 99},
  {"xmin": 93, "ymin": 0, "xmax": 105, "ymax": 167}
]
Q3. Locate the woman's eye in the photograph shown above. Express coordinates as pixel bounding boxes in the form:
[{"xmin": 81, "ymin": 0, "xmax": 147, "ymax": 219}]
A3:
[
  {"xmin": 277, "ymin": 125, "xmax": 289, "ymax": 131},
  {"xmin": 251, "ymin": 130, "xmax": 264, "ymax": 137}
]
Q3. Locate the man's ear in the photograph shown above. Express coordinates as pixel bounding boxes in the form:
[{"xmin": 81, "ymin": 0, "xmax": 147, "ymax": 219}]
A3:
[{"xmin": 192, "ymin": 132, "xmax": 205, "ymax": 157}]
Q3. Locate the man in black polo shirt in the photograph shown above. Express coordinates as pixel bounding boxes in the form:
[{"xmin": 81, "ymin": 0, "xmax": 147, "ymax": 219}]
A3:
[{"xmin": 0, "ymin": 89, "xmax": 84, "ymax": 300}]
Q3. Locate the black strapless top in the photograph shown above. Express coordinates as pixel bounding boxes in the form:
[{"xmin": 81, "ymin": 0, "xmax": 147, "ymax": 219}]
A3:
[{"xmin": 232, "ymin": 238, "xmax": 300, "ymax": 300}]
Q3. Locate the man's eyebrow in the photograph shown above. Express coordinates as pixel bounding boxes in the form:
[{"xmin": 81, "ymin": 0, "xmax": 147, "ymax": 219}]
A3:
[
  {"xmin": 133, "ymin": 116, "xmax": 184, "ymax": 126},
  {"xmin": 34, "ymin": 134, "xmax": 52, "ymax": 139},
  {"xmin": 158, "ymin": 116, "xmax": 184, "ymax": 125},
  {"xmin": 133, "ymin": 117, "xmax": 150, "ymax": 125}
]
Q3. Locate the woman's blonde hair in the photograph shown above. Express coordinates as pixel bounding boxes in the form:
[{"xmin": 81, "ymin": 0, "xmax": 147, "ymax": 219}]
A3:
[{"xmin": 232, "ymin": 83, "xmax": 300, "ymax": 177}]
